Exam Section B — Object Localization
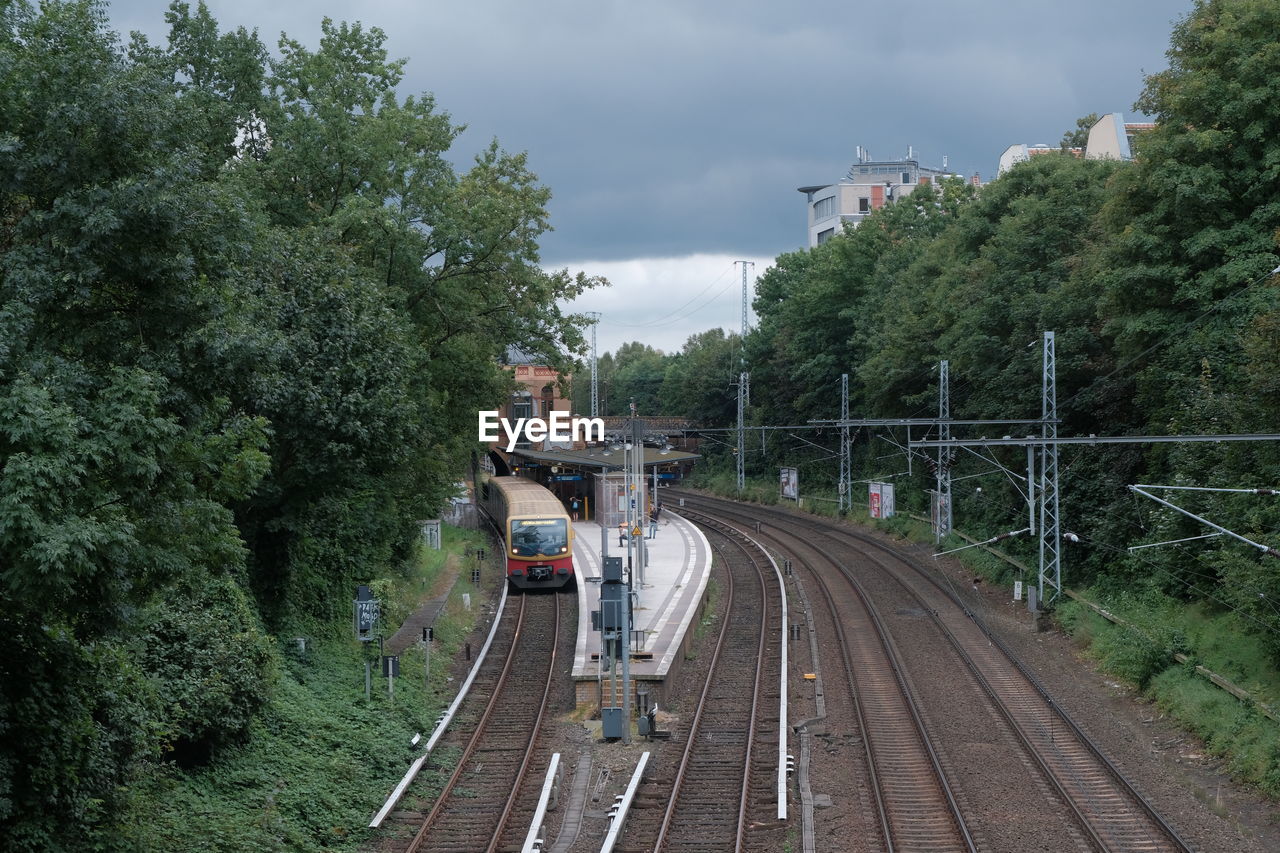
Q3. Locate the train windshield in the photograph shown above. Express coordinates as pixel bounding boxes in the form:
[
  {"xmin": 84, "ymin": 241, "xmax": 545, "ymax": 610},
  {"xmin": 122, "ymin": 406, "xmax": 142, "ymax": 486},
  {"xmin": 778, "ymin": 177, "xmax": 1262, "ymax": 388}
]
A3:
[{"xmin": 510, "ymin": 518, "xmax": 569, "ymax": 557}]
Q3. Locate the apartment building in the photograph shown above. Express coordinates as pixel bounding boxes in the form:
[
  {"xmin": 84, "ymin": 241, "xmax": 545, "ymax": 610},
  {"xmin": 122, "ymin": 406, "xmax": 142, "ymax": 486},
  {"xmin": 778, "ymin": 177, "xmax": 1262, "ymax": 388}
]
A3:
[{"xmin": 798, "ymin": 147, "xmax": 968, "ymax": 248}]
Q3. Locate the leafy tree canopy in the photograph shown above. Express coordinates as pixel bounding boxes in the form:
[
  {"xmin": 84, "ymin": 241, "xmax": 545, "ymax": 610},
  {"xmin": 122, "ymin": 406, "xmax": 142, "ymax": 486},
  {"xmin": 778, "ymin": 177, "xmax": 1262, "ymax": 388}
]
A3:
[{"xmin": 1, "ymin": 1, "xmax": 602, "ymax": 847}]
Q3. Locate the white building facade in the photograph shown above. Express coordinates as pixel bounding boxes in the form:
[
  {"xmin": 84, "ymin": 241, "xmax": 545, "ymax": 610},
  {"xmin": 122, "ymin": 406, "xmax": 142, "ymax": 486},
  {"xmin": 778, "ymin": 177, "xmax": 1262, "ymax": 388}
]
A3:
[
  {"xmin": 798, "ymin": 150, "xmax": 963, "ymax": 248},
  {"xmin": 997, "ymin": 113, "xmax": 1154, "ymax": 176}
]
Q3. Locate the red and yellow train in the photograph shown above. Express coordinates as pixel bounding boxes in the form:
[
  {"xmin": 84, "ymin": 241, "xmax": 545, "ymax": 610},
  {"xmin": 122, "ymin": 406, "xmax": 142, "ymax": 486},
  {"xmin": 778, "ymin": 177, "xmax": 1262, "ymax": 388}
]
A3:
[{"xmin": 479, "ymin": 475, "xmax": 575, "ymax": 590}]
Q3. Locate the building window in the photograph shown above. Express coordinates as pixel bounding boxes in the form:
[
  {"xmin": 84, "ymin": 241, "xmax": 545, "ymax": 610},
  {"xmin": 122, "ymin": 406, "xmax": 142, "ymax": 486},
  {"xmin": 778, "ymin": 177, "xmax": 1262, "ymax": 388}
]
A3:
[
  {"xmin": 817, "ymin": 228, "xmax": 835, "ymax": 244},
  {"xmin": 858, "ymin": 197, "xmax": 870, "ymax": 213},
  {"xmin": 902, "ymin": 171, "xmax": 913, "ymax": 184},
  {"xmin": 813, "ymin": 196, "xmax": 835, "ymax": 220},
  {"xmin": 511, "ymin": 396, "xmax": 533, "ymax": 449}
]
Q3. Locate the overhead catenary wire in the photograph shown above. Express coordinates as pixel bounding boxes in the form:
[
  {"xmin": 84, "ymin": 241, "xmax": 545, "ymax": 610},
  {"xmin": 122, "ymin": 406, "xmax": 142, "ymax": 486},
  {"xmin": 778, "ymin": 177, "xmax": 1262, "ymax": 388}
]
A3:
[
  {"xmin": 958, "ymin": 452, "xmax": 1280, "ymax": 631},
  {"xmin": 598, "ymin": 262, "xmax": 739, "ymax": 329}
]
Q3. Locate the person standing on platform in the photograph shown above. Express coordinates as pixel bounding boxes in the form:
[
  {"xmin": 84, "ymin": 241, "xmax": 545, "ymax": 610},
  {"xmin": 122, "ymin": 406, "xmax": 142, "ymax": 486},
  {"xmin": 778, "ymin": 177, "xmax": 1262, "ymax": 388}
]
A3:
[
  {"xmin": 619, "ymin": 521, "xmax": 628, "ymax": 547},
  {"xmin": 647, "ymin": 503, "xmax": 661, "ymax": 539},
  {"xmin": 570, "ymin": 496, "xmax": 580, "ymax": 521}
]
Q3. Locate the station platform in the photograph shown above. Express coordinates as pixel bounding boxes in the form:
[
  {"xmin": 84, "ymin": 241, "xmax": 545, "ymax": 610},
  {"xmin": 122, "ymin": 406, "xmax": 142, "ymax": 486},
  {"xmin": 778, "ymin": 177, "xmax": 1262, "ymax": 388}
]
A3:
[{"xmin": 570, "ymin": 510, "xmax": 712, "ymax": 709}]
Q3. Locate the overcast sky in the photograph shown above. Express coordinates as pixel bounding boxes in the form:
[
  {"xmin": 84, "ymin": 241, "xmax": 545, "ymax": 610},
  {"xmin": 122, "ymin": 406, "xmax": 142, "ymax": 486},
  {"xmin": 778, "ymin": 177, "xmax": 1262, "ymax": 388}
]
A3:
[{"xmin": 109, "ymin": 0, "xmax": 1191, "ymax": 354}]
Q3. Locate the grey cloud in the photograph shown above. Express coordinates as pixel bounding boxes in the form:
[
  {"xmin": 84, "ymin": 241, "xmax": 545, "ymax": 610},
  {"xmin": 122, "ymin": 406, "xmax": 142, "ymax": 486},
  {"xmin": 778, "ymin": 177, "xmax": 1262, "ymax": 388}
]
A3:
[{"xmin": 107, "ymin": 0, "xmax": 1190, "ymax": 263}]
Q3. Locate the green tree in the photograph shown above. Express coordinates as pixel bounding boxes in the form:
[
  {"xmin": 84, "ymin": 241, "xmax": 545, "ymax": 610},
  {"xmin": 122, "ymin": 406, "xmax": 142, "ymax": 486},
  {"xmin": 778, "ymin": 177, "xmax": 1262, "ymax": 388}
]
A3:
[
  {"xmin": 746, "ymin": 179, "xmax": 975, "ymax": 428},
  {"xmin": 1083, "ymin": 0, "xmax": 1280, "ymax": 613},
  {"xmin": 1060, "ymin": 112, "xmax": 1099, "ymax": 150},
  {"xmin": 610, "ymin": 342, "xmax": 670, "ymax": 416},
  {"xmin": 662, "ymin": 328, "xmax": 741, "ymax": 425},
  {"xmin": 1, "ymin": 3, "xmax": 272, "ymax": 846},
  {"xmin": 146, "ymin": 8, "xmax": 604, "ymax": 621},
  {"xmin": 3, "ymin": 2, "xmax": 604, "ymax": 848},
  {"xmin": 1097, "ymin": 0, "xmax": 1280, "ymax": 377}
]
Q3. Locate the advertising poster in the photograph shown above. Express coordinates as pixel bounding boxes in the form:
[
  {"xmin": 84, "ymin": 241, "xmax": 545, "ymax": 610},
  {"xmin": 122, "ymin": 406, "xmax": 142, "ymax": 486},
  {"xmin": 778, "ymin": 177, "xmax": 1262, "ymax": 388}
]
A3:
[{"xmin": 780, "ymin": 467, "xmax": 798, "ymax": 500}]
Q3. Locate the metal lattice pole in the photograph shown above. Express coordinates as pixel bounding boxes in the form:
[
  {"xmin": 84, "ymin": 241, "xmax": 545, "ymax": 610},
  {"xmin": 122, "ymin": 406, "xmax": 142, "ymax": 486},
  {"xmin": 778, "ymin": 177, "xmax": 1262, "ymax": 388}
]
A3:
[
  {"xmin": 936, "ymin": 360, "xmax": 952, "ymax": 542},
  {"xmin": 839, "ymin": 374, "xmax": 850, "ymax": 512},
  {"xmin": 736, "ymin": 372, "xmax": 748, "ymax": 492},
  {"xmin": 735, "ymin": 261, "xmax": 753, "ymax": 495},
  {"xmin": 1039, "ymin": 331, "xmax": 1062, "ymax": 606},
  {"xmin": 587, "ymin": 312, "xmax": 601, "ymax": 418}
]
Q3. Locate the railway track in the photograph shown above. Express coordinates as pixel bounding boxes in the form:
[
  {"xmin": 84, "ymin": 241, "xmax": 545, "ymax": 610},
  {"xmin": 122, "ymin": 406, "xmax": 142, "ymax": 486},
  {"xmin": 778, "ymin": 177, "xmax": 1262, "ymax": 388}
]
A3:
[
  {"xmin": 394, "ymin": 590, "xmax": 566, "ymax": 853},
  {"xmin": 673, "ymin": 490, "xmax": 1195, "ymax": 853},
  {"xmin": 688, "ymin": 504, "xmax": 974, "ymax": 853},
  {"xmin": 619, "ymin": 515, "xmax": 783, "ymax": 852}
]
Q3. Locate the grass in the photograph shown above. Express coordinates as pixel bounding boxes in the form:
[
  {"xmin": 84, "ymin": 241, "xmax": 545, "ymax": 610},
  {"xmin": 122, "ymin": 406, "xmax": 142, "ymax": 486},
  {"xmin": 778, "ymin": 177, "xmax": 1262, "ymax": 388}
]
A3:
[
  {"xmin": 1055, "ymin": 591, "xmax": 1280, "ymax": 796},
  {"xmin": 127, "ymin": 524, "xmax": 493, "ymax": 852},
  {"xmin": 1148, "ymin": 667, "xmax": 1280, "ymax": 794}
]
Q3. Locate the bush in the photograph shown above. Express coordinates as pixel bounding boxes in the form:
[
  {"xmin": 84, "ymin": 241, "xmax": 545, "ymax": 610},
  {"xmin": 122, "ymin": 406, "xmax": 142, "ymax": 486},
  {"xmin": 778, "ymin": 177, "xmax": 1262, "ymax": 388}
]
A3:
[{"xmin": 139, "ymin": 575, "xmax": 277, "ymax": 766}]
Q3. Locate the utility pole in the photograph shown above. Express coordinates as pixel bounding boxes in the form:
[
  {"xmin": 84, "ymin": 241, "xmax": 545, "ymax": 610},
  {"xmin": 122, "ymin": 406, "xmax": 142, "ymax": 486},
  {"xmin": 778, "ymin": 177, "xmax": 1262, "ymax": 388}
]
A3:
[
  {"xmin": 587, "ymin": 312, "xmax": 601, "ymax": 418},
  {"xmin": 1038, "ymin": 331, "xmax": 1062, "ymax": 607},
  {"xmin": 839, "ymin": 374, "xmax": 850, "ymax": 513}
]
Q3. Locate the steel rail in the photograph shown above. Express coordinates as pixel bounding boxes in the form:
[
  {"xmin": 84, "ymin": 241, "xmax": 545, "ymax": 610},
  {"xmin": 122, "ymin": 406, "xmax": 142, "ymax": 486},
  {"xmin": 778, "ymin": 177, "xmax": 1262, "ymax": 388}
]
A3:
[
  {"xmin": 685, "ymin": 503, "xmax": 976, "ymax": 853},
  {"xmin": 491, "ymin": 596, "xmax": 562, "ymax": 852},
  {"xmin": 370, "ymin": 582, "xmax": 510, "ymax": 828},
  {"xmin": 407, "ymin": 592, "xmax": 561, "ymax": 853},
  {"xmin": 677, "ymin": 508, "xmax": 791, "ymax": 821},
  {"xmin": 651, "ymin": 521, "xmax": 770, "ymax": 852},
  {"xmin": 683, "ymin": 508, "xmax": 884, "ymax": 847},
  {"xmin": 650, "ymin": 523, "xmax": 736, "ymax": 850},
  {"xmin": 828, "ymin": 520, "xmax": 1194, "ymax": 853},
  {"xmin": 678, "ymin": 490, "xmax": 1195, "ymax": 853}
]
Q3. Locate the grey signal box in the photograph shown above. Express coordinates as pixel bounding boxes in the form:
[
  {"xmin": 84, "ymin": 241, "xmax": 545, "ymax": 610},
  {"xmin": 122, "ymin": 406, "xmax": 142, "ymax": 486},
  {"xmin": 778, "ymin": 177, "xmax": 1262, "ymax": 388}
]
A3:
[
  {"xmin": 602, "ymin": 556, "xmax": 623, "ymax": 583},
  {"xmin": 601, "ymin": 707, "xmax": 624, "ymax": 739},
  {"xmin": 601, "ymin": 585, "xmax": 627, "ymax": 631}
]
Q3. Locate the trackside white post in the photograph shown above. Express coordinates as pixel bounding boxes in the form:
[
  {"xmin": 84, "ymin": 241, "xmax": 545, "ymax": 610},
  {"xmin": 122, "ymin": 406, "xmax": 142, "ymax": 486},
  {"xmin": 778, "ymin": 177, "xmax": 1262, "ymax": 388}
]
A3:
[
  {"xmin": 521, "ymin": 753, "xmax": 561, "ymax": 853},
  {"xmin": 770, "ymin": 544, "xmax": 789, "ymax": 821},
  {"xmin": 721, "ymin": 522, "xmax": 789, "ymax": 821},
  {"xmin": 599, "ymin": 751, "xmax": 650, "ymax": 853},
  {"xmin": 369, "ymin": 583, "xmax": 510, "ymax": 828},
  {"xmin": 748, "ymin": 530, "xmax": 790, "ymax": 821}
]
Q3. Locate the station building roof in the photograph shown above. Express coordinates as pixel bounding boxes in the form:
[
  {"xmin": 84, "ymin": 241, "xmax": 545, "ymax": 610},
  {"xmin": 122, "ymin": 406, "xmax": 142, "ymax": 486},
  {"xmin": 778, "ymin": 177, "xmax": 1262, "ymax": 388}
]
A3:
[{"xmin": 508, "ymin": 445, "xmax": 700, "ymax": 471}]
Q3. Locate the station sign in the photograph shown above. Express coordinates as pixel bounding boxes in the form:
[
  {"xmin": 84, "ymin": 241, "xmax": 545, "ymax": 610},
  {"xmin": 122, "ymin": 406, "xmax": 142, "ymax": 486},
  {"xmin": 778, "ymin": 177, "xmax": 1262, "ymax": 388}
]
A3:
[{"xmin": 353, "ymin": 598, "xmax": 379, "ymax": 641}]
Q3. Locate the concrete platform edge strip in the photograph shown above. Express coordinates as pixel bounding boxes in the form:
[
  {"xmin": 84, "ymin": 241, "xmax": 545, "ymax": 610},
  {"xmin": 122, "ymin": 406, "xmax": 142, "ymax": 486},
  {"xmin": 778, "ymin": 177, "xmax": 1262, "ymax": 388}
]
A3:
[{"xmin": 369, "ymin": 583, "xmax": 510, "ymax": 828}]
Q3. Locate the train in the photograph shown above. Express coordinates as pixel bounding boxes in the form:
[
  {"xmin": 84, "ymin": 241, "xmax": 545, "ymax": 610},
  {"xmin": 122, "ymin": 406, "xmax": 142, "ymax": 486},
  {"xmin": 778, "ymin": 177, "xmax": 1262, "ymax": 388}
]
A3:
[{"xmin": 478, "ymin": 475, "xmax": 575, "ymax": 590}]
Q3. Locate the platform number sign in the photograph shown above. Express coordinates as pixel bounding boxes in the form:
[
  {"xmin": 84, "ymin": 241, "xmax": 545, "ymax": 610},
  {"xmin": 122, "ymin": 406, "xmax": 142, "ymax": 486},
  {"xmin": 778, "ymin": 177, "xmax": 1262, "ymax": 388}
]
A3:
[{"xmin": 354, "ymin": 598, "xmax": 380, "ymax": 641}]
